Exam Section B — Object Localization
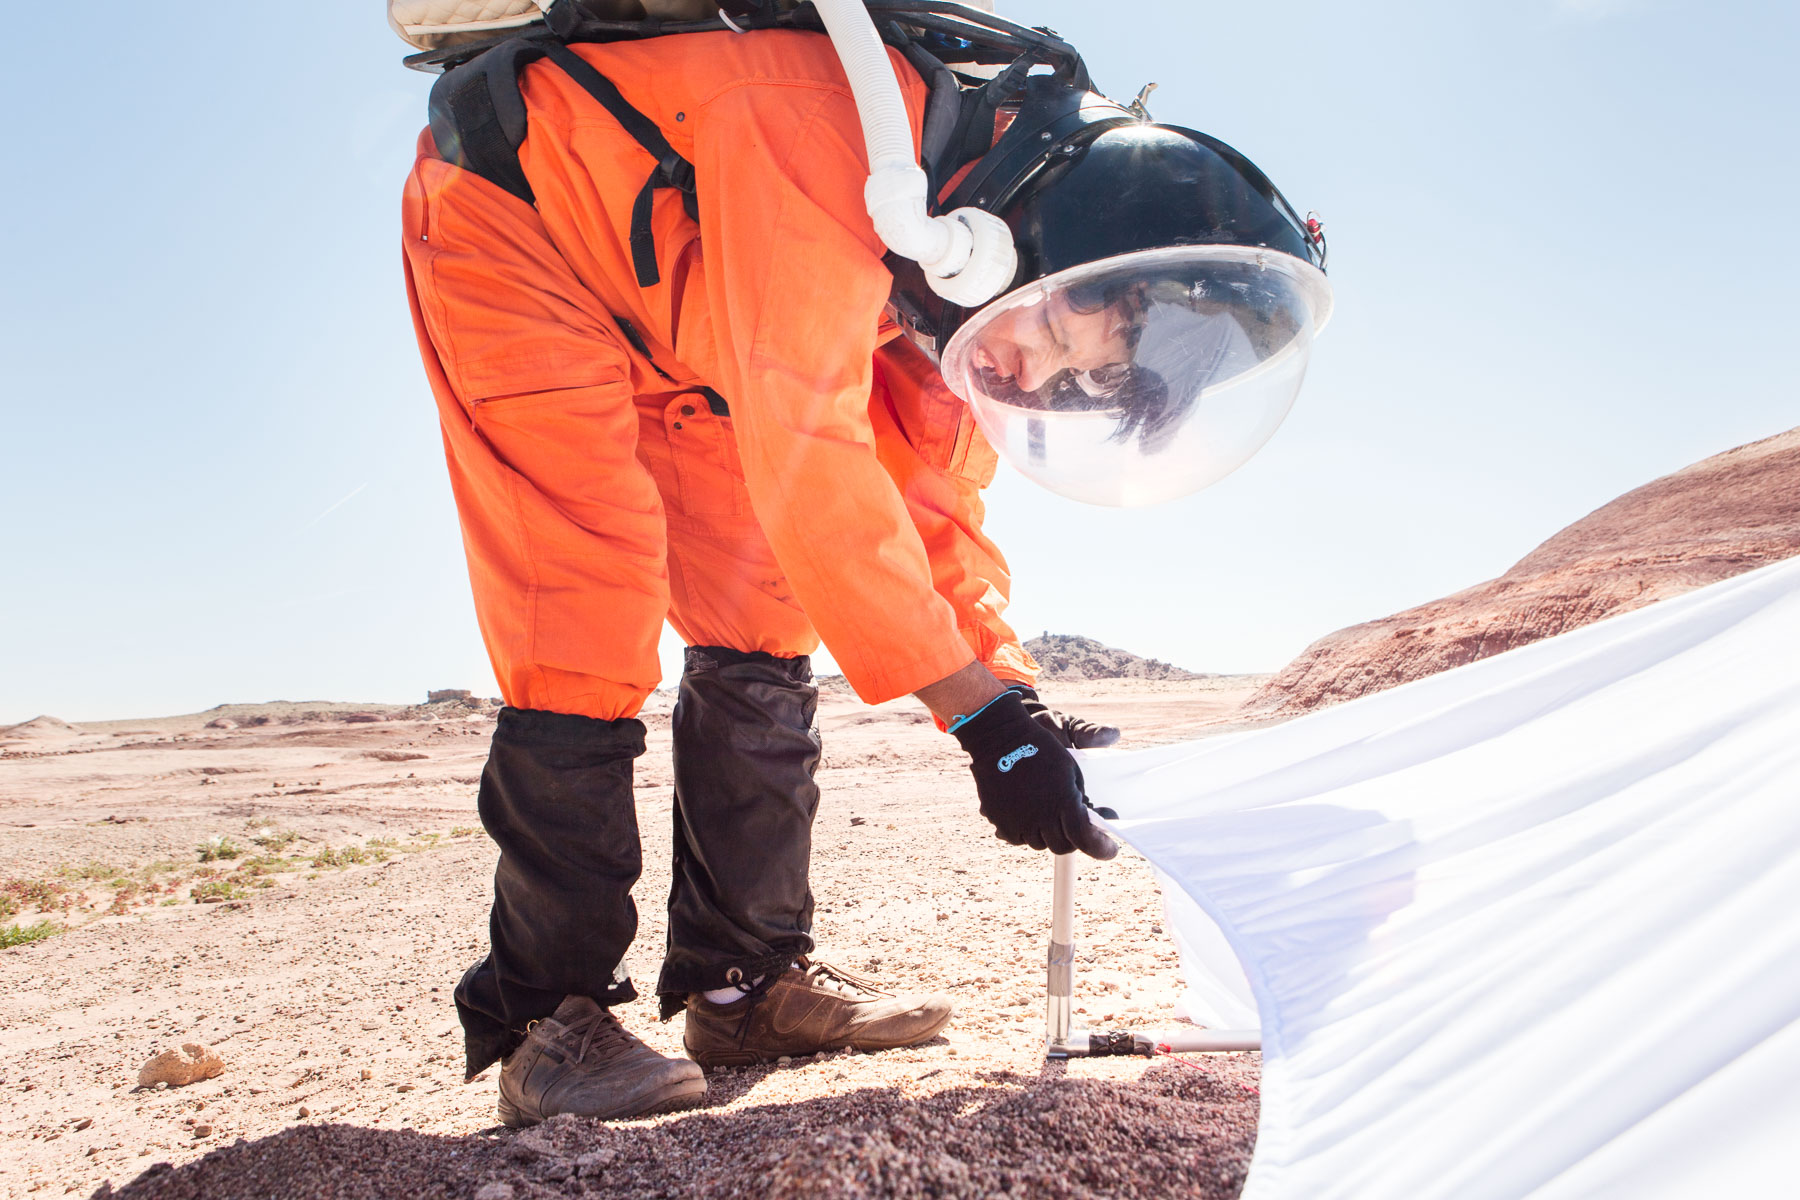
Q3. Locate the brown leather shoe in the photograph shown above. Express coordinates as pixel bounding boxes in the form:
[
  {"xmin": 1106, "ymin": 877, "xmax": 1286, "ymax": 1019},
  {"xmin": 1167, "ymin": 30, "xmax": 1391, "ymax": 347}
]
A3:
[
  {"xmin": 497, "ymin": 996, "xmax": 705, "ymax": 1127},
  {"xmin": 682, "ymin": 958, "xmax": 953, "ymax": 1068}
]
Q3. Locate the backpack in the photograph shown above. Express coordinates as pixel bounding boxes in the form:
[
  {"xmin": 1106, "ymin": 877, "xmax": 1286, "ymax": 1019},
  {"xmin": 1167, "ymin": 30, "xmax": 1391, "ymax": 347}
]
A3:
[{"xmin": 410, "ymin": 1, "xmax": 1089, "ymax": 291}]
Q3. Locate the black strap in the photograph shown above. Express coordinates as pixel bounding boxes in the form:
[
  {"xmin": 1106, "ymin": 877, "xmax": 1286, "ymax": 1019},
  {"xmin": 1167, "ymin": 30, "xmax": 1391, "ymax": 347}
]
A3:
[
  {"xmin": 429, "ymin": 37, "xmax": 698, "ymax": 288},
  {"xmin": 540, "ymin": 43, "xmax": 695, "ymax": 288},
  {"xmin": 613, "ymin": 317, "xmax": 674, "ymax": 384},
  {"xmin": 426, "ymin": 34, "xmax": 726, "ymax": 400}
]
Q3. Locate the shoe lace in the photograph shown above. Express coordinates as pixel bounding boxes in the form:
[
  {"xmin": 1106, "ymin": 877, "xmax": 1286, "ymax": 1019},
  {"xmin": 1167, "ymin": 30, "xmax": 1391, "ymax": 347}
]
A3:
[
  {"xmin": 726, "ymin": 970, "xmax": 784, "ymax": 1049},
  {"xmin": 800, "ymin": 957, "xmax": 892, "ymax": 999},
  {"xmin": 557, "ymin": 1006, "xmax": 634, "ymax": 1065}
]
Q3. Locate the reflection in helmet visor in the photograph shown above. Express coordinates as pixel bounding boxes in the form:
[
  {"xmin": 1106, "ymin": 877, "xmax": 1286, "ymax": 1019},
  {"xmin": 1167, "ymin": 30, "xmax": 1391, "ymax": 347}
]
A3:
[
  {"xmin": 941, "ymin": 246, "xmax": 1333, "ymax": 507},
  {"xmin": 1074, "ymin": 360, "xmax": 1133, "ymax": 399}
]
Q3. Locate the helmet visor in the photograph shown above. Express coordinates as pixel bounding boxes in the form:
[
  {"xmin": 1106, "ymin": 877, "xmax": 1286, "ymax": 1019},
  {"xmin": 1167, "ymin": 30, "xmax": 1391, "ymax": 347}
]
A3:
[{"xmin": 940, "ymin": 246, "xmax": 1333, "ymax": 507}]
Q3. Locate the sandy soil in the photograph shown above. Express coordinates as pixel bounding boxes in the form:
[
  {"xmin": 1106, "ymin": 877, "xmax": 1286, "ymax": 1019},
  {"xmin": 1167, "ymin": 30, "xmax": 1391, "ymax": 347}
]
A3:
[{"xmin": 1, "ymin": 678, "xmax": 1270, "ymax": 1199}]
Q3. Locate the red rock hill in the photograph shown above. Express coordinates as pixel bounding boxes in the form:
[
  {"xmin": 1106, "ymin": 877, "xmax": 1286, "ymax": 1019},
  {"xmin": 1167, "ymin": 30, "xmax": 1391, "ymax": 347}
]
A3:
[{"xmin": 1250, "ymin": 426, "xmax": 1800, "ymax": 716}]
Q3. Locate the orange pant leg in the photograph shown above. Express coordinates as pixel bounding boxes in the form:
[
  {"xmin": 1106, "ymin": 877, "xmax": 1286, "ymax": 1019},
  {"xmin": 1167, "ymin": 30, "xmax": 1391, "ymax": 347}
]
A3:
[
  {"xmin": 632, "ymin": 388, "xmax": 820, "ymax": 659},
  {"xmin": 404, "ymin": 153, "xmax": 671, "ymax": 721}
]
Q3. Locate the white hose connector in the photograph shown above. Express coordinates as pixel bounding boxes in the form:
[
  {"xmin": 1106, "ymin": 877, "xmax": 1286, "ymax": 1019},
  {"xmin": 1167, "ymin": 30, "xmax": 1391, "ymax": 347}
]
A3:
[{"xmin": 815, "ymin": 0, "xmax": 1019, "ymax": 307}]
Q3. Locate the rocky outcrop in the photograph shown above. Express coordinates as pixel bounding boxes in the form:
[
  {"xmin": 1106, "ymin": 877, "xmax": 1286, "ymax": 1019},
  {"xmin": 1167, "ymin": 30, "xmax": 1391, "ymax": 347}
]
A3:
[
  {"xmin": 1251, "ymin": 426, "xmax": 1800, "ymax": 715},
  {"xmin": 1023, "ymin": 634, "xmax": 1202, "ymax": 681}
]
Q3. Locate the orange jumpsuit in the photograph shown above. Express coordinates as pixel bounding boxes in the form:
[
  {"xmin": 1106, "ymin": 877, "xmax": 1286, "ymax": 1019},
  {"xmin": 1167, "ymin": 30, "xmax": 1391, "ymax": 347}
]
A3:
[{"xmin": 401, "ymin": 30, "xmax": 1036, "ymax": 719}]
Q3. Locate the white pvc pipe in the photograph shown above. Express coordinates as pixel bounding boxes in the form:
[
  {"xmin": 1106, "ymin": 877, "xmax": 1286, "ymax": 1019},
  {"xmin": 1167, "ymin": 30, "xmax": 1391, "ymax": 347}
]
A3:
[
  {"xmin": 1149, "ymin": 1028, "xmax": 1263, "ymax": 1054},
  {"xmin": 1050, "ymin": 852, "xmax": 1077, "ymax": 945},
  {"xmin": 810, "ymin": 0, "xmax": 1018, "ymax": 305},
  {"xmin": 1047, "ymin": 852, "xmax": 1078, "ymax": 1050},
  {"xmin": 810, "ymin": 0, "xmax": 953, "ymax": 262}
]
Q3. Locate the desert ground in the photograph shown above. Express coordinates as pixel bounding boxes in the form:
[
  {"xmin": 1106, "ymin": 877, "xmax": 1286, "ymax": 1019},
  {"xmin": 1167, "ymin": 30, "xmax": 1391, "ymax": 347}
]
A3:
[
  {"xmin": 9, "ymin": 428, "xmax": 1793, "ymax": 1198},
  {"xmin": 1, "ymin": 677, "xmax": 1269, "ymax": 1199}
]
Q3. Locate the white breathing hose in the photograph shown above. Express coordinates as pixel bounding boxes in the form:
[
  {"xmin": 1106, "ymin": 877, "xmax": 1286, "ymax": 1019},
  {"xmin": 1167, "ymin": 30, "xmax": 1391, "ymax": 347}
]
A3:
[{"xmin": 808, "ymin": 0, "xmax": 1019, "ymax": 308}]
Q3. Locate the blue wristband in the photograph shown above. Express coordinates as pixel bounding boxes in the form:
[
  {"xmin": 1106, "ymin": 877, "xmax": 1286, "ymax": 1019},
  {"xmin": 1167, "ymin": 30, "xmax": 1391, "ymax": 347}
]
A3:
[{"xmin": 948, "ymin": 690, "xmax": 1011, "ymax": 734}]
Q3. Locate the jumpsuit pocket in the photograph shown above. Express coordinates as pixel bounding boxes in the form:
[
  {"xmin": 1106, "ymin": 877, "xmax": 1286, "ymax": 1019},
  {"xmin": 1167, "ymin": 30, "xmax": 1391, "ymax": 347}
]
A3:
[{"xmin": 664, "ymin": 393, "xmax": 748, "ymax": 517}]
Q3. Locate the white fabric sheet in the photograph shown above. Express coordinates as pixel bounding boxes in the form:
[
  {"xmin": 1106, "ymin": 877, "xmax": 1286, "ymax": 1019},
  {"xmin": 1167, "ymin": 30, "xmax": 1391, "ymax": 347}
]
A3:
[{"xmin": 1083, "ymin": 554, "xmax": 1800, "ymax": 1200}]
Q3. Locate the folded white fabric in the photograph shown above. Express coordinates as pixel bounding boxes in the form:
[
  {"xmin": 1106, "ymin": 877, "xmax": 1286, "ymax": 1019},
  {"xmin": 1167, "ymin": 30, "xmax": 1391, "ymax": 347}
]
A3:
[{"xmin": 1084, "ymin": 554, "xmax": 1800, "ymax": 1200}]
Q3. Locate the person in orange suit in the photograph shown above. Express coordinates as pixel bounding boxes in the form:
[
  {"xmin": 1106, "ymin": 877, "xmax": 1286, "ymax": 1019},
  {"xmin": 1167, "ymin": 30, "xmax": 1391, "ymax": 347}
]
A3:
[{"xmin": 394, "ymin": 2, "xmax": 1330, "ymax": 1128}]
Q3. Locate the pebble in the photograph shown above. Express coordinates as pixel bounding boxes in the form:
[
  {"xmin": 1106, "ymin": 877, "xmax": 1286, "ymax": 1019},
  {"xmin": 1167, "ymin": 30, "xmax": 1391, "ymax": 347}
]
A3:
[{"xmin": 575, "ymin": 1149, "xmax": 615, "ymax": 1173}]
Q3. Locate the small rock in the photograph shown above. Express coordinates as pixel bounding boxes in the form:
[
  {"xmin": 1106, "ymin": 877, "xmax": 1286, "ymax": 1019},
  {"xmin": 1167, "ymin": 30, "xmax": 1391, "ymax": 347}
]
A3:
[
  {"xmin": 137, "ymin": 1045, "xmax": 224, "ymax": 1089},
  {"xmin": 73, "ymin": 1118, "xmax": 92, "ymax": 1131},
  {"xmin": 191, "ymin": 1124, "xmax": 212, "ymax": 1138},
  {"xmin": 396, "ymin": 1083, "xmax": 414, "ymax": 1092},
  {"xmin": 204, "ymin": 718, "xmax": 237, "ymax": 729},
  {"xmin": 576, "ymin": 1149, "xmax": 616, "ymax": 1174},
  {"xmin": 360, "ymin": 1069, "xmax": 373, "ymax": 1081},
  {"xmin": 297, "ymin": 1107, "xmax": 310, "ymax": 1118},
  {"xmin": 473, "ymin": 1184, "xmax": 514, "ymax": 1200}
]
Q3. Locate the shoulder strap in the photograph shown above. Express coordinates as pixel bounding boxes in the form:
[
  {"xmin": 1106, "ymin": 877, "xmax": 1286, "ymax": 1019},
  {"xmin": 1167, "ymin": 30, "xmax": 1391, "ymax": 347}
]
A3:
[
  {"xmin": 537, "ymin": 42, "xmax": 696, "ymax": 288},
  {"xmin": 428, "ymin": 36, "xmax": 696, "ymax": 290}
]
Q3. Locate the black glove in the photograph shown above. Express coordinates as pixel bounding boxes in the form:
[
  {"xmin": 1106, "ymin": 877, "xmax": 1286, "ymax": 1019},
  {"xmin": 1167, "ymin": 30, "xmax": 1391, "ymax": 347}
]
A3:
[
  {"xmin": 950, "ymin": 690, "xmax": 1118, "ymax": 859},
  {"xmin": 1007, "ymin": 684, "xmax": 1121, "ymax": 749}
]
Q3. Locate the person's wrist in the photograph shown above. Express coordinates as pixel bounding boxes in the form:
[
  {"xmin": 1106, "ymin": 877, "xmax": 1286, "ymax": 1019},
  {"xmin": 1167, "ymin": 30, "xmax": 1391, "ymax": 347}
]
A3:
[
  {"xmin": 914, "ymin": 660, "xmax": 1006, "ymax": 727},
  {"xmin": 947, "ymin": 689, "xmax": 1034, "ymax": 750}
]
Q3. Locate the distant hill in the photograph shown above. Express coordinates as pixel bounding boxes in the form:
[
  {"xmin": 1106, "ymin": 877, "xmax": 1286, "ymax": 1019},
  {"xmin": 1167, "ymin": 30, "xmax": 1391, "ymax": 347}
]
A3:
[
  {"xmin": 1023, "ymin": 633, "xmax": 1203, "ymax": 682},
  {"xmin": 1251, "ymin": 426, "xmax": 1800, "ymax": 716}
]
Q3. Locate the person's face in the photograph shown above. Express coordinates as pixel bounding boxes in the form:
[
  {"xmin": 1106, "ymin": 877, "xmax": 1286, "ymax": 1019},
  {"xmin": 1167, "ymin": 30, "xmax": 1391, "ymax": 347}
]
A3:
[{"xmin": 968, "ymin": 291, "xmax": 1135, "ymax": 396}]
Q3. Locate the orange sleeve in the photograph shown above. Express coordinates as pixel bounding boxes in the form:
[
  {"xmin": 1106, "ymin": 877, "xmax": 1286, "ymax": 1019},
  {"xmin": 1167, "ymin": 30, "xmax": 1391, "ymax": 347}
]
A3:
[
  {"xmin": 688, "ymin": 70, "xmax": 976, "ymax": 704},
  {"xmin": 871, "ymin": 339, "xmax": 1040, "ymax": 689}
]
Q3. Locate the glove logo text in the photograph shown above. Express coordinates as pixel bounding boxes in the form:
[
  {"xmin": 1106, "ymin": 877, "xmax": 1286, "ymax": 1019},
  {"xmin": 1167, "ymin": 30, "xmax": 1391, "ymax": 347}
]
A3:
[{"xmin": 997, "ymin": 744, "xmax": 1039, "ymax": 773}]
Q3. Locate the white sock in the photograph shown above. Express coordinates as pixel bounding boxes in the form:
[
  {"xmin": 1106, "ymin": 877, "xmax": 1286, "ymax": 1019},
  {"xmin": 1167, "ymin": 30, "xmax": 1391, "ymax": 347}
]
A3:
[
  {"xmin": 703, "ymin": 978, "xmax": 760, "ymax": 1005},
  {"xmin": 701, "ymin": 961, "xmax": 799, "ymax": 1005}
]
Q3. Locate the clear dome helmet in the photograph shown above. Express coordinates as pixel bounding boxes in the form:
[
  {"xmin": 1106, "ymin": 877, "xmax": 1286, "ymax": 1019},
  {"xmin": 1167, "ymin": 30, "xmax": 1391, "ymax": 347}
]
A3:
[{"xmin": 892, "ymin": 78, "xmax": 1332, "ymax": 507}]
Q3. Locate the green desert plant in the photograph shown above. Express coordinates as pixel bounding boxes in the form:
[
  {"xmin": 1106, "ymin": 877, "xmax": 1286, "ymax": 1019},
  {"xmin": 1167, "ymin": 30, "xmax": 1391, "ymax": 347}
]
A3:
[
  {"xmin": 191, "ymin": 879, "xmax": 244, "ymax": 904},
  {"xmin": 196, "ymin": 837, "xmax": 242, "ymax": 863},
  {"xmin": 0, "ymin": 921, "xmax": 63, "ymax": 948},
  {"xmin": 58, "ymin": 860, "xmax": 122, "ymax": 881},
  {"xmin": 310, "ymin": 845, "xmax": 369, "ymax": 869}
]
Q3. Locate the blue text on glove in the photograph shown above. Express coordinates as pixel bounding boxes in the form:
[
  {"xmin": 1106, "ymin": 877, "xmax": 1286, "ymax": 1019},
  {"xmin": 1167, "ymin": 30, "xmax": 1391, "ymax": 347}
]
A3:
[{"xmin": 997, "ymin": 744, "xmax": 1040, "ymax": 773}]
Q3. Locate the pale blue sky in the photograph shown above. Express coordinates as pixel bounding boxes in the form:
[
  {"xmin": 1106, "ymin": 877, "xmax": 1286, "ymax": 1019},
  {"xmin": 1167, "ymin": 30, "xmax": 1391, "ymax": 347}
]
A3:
[{"xmin": 2, "ymin": 1, "xmax": 1794, "ymax": 723}]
